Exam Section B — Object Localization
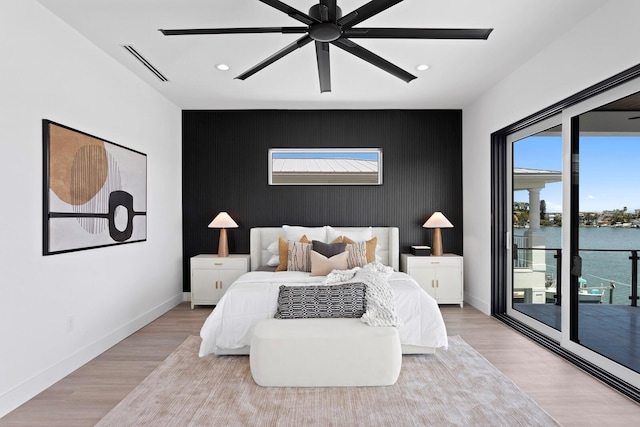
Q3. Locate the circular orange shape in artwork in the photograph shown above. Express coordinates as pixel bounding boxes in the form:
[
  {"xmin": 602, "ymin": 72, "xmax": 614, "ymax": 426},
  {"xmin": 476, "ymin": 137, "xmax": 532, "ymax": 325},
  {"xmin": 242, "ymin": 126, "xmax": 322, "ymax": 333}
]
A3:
[{"xmin": 49, "ymin": 125, "xmax": 108, "ymax": 206}]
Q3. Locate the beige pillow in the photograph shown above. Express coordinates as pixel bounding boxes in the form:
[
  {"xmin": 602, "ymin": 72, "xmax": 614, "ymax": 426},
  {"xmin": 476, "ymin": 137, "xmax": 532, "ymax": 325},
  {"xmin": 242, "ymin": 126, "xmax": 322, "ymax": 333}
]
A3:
[
  {"xmin": 276, "ymin": 235, "xmax": 311, "ymax": 272},
  {"xmin": 310, "ymin": 250, "xmax": 349, "ymax": 276}
]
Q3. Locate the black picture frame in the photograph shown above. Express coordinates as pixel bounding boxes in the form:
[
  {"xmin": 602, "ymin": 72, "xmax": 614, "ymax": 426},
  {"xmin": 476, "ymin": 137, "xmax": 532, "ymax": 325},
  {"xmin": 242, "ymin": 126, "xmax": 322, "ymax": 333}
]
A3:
[
  {"xmin": 43, "ymin": 120, "xmax": 147, "ymax": 255},
  {"xmin": 268, "ymin": 148, "xmax": 383, "ymax": 185}
]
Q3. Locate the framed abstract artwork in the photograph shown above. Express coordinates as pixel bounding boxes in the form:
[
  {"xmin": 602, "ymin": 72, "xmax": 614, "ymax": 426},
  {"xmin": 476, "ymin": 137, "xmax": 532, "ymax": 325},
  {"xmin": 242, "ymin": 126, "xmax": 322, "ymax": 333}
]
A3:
[
  {"xmin": 268, "ymin": 148, "xmax": 382, "ymax": 185},
  {"xmin": 43, "ymin": 120, "xmax": 147, "ymax": 255}
]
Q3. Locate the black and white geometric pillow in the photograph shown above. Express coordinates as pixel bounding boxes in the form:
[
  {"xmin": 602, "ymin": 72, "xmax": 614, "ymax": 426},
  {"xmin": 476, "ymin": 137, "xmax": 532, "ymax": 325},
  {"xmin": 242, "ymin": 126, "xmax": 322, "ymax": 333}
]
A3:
[{"xmin": 274, "ymin": 283, "xmax": 366, "ymax": 319}]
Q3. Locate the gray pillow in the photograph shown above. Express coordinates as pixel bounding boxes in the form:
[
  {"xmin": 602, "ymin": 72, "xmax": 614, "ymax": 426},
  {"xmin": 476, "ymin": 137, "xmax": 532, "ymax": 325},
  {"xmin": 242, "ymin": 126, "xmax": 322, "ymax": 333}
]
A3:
[
  {"xmin": 274, "ymin": 283, "xmax": 366, "ymax": 319},
  {"xmin": 312, "ymin": 240, "xmax": 346, "ymax": 257}
]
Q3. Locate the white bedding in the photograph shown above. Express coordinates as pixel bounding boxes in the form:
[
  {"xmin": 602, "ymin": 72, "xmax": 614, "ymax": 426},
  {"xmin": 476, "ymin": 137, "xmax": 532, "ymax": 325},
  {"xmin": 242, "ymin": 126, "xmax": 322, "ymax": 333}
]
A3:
[{"xmin": 199, "ymin": 270, "xmax": 449, "ymax": 356}]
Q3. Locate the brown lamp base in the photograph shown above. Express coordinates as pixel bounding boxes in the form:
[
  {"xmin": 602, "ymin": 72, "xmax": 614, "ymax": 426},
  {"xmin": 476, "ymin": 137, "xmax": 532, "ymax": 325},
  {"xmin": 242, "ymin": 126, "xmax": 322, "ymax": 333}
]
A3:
[
  {"xmin": 431, "ymin": 227, "xmax": 443, "ymax": 256},
  {"xmin": 218, "ymin": 228, "xmax": 229, "ymax": 257}
]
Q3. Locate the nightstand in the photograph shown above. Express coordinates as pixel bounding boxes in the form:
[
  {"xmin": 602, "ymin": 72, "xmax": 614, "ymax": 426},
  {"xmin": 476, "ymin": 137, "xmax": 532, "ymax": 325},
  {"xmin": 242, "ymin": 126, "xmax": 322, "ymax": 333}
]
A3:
[
  {"xmin": 400, "ymin": 253, "xmax": 464, "ymax": 307},
  {"xmin": 190, "ymin": 254, "xmax": 250, "ymax": 308}
]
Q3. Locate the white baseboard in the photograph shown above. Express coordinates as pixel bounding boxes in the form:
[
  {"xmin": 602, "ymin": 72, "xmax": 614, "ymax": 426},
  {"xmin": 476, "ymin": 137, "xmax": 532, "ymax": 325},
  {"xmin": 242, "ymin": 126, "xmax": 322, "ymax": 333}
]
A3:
[
  {"xmin": 183, "ymin": 291, "xmax": 191, "ymax": 302},
  {"xmin": 0, "ymin": 293, "xmax": 183, "ymax": 418},
  {"xmin": 464, "ymin": 292, "xmax": 490, "ymax": 315}
]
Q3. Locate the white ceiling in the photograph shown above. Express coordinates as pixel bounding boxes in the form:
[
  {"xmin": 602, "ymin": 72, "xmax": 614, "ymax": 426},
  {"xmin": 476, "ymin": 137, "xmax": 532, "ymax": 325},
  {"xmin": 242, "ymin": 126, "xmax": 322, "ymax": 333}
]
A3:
[{"xmin": 37, "ymin": 0, "xmax": 610, "ymax": 110}]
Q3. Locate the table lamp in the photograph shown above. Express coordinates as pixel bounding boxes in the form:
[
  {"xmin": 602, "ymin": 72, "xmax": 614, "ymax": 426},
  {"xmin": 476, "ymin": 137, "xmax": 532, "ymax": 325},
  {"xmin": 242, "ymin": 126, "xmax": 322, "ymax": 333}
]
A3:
[
  {"xmin": 208, "ymin": 212, "xmax": 238, "ymax": 257},
  {"xmin": 423, "ymin": 212, "xmax": 453, "ymax": 256}
]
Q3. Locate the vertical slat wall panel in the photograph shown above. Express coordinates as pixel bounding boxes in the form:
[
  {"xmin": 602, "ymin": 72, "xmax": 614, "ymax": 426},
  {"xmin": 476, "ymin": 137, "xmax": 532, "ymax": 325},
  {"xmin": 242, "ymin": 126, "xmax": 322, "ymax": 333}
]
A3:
[{"xmin": 182, "ymin": 110, "xmax": 462, "ymax": 291}]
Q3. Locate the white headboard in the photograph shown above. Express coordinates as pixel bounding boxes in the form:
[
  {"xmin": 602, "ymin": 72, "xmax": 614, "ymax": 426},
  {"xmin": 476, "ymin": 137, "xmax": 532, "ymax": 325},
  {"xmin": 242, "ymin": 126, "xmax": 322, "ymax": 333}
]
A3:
[{"xmin": 250, "ymin": 227, "xmax": 400, "ymax": 272}]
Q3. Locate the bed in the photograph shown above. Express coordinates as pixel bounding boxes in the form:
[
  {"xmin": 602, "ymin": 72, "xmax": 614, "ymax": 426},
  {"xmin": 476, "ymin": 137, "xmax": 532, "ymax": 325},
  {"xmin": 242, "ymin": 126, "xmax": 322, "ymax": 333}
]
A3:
[{"xmin": 199, "ymin": 226, "xmax": 449, "ymax": 356}]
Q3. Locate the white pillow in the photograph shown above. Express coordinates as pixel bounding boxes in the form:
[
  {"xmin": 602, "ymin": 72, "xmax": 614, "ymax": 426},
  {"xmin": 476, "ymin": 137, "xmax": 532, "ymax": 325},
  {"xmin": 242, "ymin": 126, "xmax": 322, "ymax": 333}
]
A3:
[
  {"xmin": 283, "ymin": 225, "xmax": 327, "ymax": 242},
  {"xmin": 265, "ymin": 240, "xmax": 281, "ymax": 266},
  {"xmin": 326, "ymin": 226, "xmax": 373, "ymax": 243},
  {"xmin": 267, "ymin": 239, "xmax": 279, "ymax": 253},
  {"xmin": 266, "ymin": 254, "xmax": 280, "ymax": 266}
]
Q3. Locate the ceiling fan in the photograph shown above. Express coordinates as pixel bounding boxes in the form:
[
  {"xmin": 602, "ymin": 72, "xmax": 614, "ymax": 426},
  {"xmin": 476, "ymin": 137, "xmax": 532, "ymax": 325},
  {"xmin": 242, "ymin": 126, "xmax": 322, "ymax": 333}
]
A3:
[{"xmin": 159, "ymin": 0, "xmax": 493, "ymax": 93}]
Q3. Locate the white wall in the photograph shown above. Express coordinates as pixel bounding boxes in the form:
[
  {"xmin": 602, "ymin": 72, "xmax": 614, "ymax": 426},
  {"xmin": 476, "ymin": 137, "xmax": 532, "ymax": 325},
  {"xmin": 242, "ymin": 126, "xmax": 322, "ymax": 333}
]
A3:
[
  {"xmin": 0, "ymin": 1, "xmax": 182, "ymax": 416},
  {"xmin": 463, "ymin": 0, "xmax": 640, "ymax": 314}
]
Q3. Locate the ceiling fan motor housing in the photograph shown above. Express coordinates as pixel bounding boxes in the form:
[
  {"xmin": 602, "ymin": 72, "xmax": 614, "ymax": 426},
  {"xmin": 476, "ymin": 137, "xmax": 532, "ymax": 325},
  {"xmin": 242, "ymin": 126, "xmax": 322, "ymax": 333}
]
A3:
[
  {"xmin": 308, "ymin": 4, "xmax": 343, "ymax": 42},
  {"xmin": 309, "ymin": 23, "xmax": 341, "ymax": 42},
  {"xmin": 308, "ymin": 4, "xmax": 343, "ymax": 21}
]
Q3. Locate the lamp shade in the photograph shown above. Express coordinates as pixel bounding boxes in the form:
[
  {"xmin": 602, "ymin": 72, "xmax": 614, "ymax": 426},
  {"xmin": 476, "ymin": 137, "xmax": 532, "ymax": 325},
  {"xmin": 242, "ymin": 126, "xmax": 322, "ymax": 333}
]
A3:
[
  {"xmin": 208, "ymin": 212, "xmax": 238, "ymax": 229},
  {"xmin": 423, "ymin": 212, "xmax": 453, "ymax": 229}
]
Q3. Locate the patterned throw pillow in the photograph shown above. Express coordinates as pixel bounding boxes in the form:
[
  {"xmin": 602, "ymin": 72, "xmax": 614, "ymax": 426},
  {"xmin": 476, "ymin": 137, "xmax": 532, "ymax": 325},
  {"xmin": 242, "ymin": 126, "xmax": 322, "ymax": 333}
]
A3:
[
  {"xmin": 276, "ymin": 236, "xmax": 310, "ymax": 271},
  {"xmin": 344, "ymin": 241, "xmax": 368, "ymax": 268},
  {"xmin": 287, "ymin": 240, "xmax": 312, "ymax": 272},
  {"xmin": 274, "ymin": 283, "xmax": 366, "ymax": 319},
  {"xmin": 342, "ymin": 236, "xmax": 378, "ymax": 263}
]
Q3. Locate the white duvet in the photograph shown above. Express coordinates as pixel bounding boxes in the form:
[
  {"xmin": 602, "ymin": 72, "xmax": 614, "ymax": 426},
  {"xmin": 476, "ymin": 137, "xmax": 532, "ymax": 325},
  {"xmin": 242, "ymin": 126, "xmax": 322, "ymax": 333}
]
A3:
[{"xmin": 199, "ymin": 270, "xmax": 449, "ymax": 356}]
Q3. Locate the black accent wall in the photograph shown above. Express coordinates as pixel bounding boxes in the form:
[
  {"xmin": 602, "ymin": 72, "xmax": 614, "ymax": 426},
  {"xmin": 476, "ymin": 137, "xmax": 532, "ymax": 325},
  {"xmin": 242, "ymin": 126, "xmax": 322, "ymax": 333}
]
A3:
[{"xmin": 182, "ymin": 110, "xmax": 462, "ymax": 291}]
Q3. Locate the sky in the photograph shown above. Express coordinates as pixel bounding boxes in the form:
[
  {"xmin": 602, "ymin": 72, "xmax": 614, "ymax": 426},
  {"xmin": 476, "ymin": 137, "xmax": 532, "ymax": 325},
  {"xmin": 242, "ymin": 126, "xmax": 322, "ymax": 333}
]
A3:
[
  {"xmin": 513, "ymin": 135, "xmax": 640, "ymax": 213},
  {"xmin": 271, "ymin": 150, "xmax": 379, "ymax": 161}
]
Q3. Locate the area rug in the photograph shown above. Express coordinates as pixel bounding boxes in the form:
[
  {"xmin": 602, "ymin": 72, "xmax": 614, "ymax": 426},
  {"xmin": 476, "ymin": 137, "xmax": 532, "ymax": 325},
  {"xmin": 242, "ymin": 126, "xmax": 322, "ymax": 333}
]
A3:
[{"xmin": 97, "ymin": 336, "xmax": 559, "ymax": 426}]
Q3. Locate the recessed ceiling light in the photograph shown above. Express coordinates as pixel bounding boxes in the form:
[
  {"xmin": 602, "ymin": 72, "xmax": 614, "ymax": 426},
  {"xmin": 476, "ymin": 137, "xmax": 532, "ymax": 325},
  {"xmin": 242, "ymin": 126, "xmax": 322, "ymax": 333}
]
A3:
[
  {"xmin": 416, "ymin": 64, "xmax": 430, "ymax": 71},
  {"xmin": 216, "ymin": 64, "xmax": 230, "ymax": 71}
]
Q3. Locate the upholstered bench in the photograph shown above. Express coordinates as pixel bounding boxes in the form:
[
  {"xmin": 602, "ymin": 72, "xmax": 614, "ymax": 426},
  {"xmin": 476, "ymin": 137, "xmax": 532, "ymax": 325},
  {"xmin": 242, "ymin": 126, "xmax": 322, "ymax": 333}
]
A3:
[{"xmin": 249, "ymin": 318, "xmax": 402, "ymax": 387}]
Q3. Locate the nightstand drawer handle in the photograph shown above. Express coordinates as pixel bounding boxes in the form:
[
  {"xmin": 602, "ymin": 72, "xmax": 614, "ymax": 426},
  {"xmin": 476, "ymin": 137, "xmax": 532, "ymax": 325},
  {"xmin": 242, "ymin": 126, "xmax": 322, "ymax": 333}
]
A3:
[{"xmin": 214, "ymin": 262, "xmax": 223, "ymax": 266}]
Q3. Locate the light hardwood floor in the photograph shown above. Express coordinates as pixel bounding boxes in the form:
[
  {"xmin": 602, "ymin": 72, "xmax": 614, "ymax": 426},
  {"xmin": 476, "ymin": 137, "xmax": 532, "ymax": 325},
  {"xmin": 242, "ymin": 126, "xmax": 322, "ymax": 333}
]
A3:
[{"xmin": 2, "ymin": 303, "xmax": 639, "ymax": 426}]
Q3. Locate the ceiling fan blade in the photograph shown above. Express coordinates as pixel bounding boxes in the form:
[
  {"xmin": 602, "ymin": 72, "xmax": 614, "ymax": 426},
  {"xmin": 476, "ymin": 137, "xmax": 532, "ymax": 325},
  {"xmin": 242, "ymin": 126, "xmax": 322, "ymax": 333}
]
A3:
[
  {"xmin": 315, "ymin": 41, "xmax": 331, "ymax": 93},
  {"xmin": 259, "ymin": 0, "xmax": 320, "ymax": 25},
  {"xmin": 159, "ymin": 27, "xmax": 307, "ymax": 36},
  {"xmin": 320, "ymin": 0, "xmax": 338, "ymax": 23},
  {"xmin": 339, "ymin": 0, "xmax": 404, "ymax": 28},
  {"xmin": 332, "ymin": 38, "xmax": 416, "ymax": 83},
  {"xmin": 236, "ymin": 35, "xmax": 313, "ymax": 80},
  {"xmin": 343, "ymin": 28, "xmax": 494, "ymax": 40}
]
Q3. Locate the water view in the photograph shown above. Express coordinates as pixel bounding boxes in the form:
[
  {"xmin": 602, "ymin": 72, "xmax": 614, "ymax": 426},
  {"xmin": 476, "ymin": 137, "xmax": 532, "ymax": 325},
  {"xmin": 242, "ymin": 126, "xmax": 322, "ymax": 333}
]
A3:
[{"xmin": 515, "ymin": 226, "xmax": 640, "ymax": 305}]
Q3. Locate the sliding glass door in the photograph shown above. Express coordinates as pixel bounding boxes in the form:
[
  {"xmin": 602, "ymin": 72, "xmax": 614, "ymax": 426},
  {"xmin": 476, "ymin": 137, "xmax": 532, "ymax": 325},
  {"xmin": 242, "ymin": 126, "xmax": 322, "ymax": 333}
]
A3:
[
  {"xmin": 568, "ymin": 91, "xmax": 640, "ymax": 374},
  {"xmin": 493, "ymin": 66, "xmax": 640, "ymax": 395},
  {"xmin": 506, "ymin": 117, "xmax": 562, "ymax": 338}
]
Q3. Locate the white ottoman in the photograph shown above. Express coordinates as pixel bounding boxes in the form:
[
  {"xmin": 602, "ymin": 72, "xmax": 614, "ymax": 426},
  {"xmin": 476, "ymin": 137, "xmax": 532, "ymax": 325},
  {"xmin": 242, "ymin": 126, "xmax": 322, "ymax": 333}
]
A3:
[{"xmin": 249, "ymin": 318, "xmax": 402, "ymax": 387}]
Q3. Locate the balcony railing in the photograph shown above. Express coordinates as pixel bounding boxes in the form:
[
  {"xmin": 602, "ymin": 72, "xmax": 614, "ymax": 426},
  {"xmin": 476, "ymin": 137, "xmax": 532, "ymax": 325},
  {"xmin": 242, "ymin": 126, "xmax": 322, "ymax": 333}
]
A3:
[
  {"xmin": 513, "ymin": 235, "xmax": 530, "ymax": 269},
  {"xmin": 513, "ymin": 247, "xmax": 639, "ymax": 307}
]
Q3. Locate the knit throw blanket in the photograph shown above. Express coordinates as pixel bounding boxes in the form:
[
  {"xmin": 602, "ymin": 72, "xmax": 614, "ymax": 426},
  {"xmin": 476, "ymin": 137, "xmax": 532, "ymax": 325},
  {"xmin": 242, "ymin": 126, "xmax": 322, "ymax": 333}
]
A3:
[{"xmin": 323, "ymin": 262, "xmax": 403, "ymax": 327}]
